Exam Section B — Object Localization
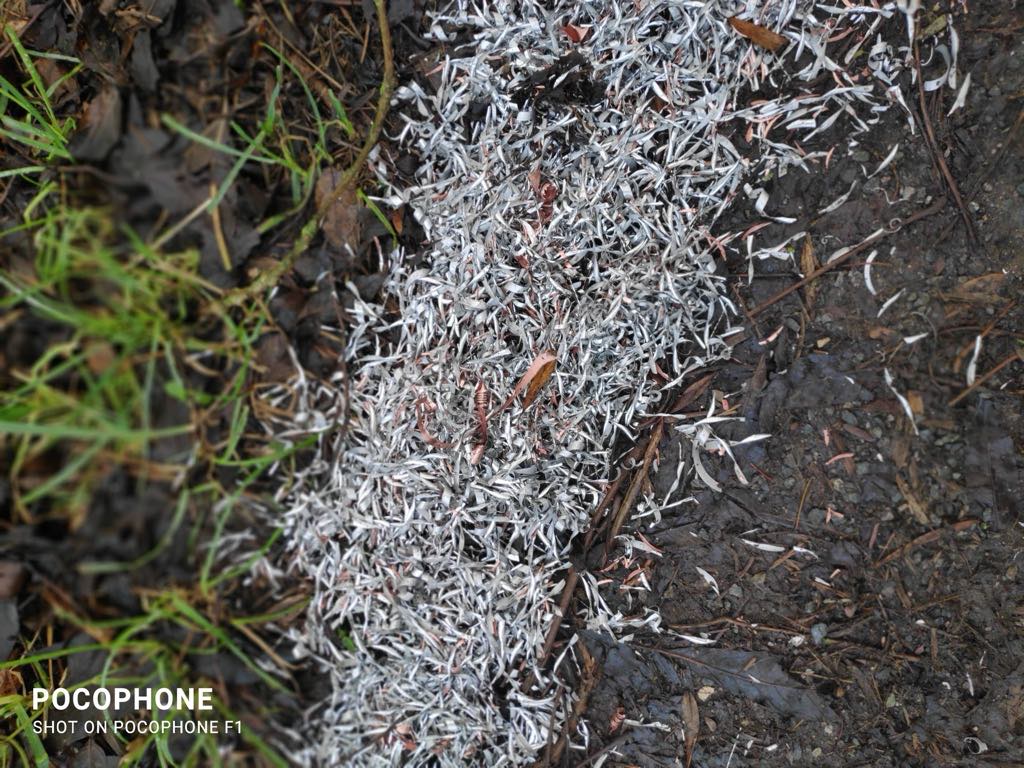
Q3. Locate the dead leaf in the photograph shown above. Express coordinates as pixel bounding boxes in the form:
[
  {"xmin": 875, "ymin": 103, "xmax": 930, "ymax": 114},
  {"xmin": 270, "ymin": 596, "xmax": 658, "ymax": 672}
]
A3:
[
  {"xmin": 681, "ymin": 691, "xmax": 700, "ymax": 768},
  {"xmin": 895, "ymin": 474, "xmax": 930, "ymax": 525},
  {"xmin": 606, "ymin": 419, "xmax": 663, "ymax": 547},
  {"xmin": 86, "ymin": 341, "xmax": 115, "ymax": 375},
  {"xmin": 255, "ymin": 332, "xmax": 295, "ymax": 383},
  {"xmin": 799, "ymin": 235, "xmax": 819, "ymax": 308},
  {"xmin": 501, "ymin": 350, "xmax": 557, "ymax": 411},
  {"xmin": 471, "ymin": 379, "xmax": 490, "ymax": 465},
  {"xmin": 70, "ymin": 86, "xmax": 123, "ymax": 162},
  {"xmin": 184, "ymin": 118, "xmax": 228, "ymax": 173},
  {"xmin": 944, "ymin": 272, "xmax": 1006, "ymax": 306},
  {"xmin": 608, "ymin": 706, "xmax": 625, "ymax": 733},
  {"xmin": 0, "ymin": 668, "xmax": 22, "ymax": 697},
  {"xmin": 562, "ymin": 23, "xmax": 590, "ymax": 43},
  {"xmin": 315, "ymin": 169, "xmax": 362, "ymax": 251},
  {"xmin": 906, "ymin": 390, "xmax": 925, "ymax": 416},
  {"xmin": 0, "ymin": 562, "xmax": 26, "ymax": 600},
  {"xmin": 522, "ymin": 357, "xmax": 556, "ymax": 407},
  {"xmin": 728, "ymin": 16, "xmax": 787, "ymax": 52},
  {"xmin": 526, "ymin": 165, "xmax": 542, "ymax": 195}
]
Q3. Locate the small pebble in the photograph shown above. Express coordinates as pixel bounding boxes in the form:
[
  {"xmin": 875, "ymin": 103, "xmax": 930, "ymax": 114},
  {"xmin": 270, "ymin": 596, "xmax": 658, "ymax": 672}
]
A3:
[{"xmin": 811, "ymin": 623, "xmax": 828, "ymax": 646}]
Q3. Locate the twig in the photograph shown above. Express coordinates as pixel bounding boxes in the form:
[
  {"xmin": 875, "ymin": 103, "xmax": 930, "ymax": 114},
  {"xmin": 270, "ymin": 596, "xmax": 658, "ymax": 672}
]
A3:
[
  {"xmin": 913, "ymin": 42, "xmax": 977, "ymax": 245},
  {"xmin": 872, "ymin": 518, "xmax": 978, "ymax": 566},
  {"xmin": 932, "ymin": 107, "xmax": 1024, "ymax": 247},
  {"xmin": 948, "ymin": 348, "xmax": 1022, "ymax": 407},
  {"xmin": 572, "ymin": 732, "xmax": 632, "ymax": 768},
  {"xmin": 603, "ymin": 418, "xmax": 663, "ymax": 560},
  {"xmin": 748, "ymin": 199, "xmax": 946, "ymax": 317},
  {"xmin": 521, "ymin": 567, "xmax": 579, "ymax": 694},
  {"xmin": 535, "ymin": 645, "xmax": 599, "ymax": 768}
]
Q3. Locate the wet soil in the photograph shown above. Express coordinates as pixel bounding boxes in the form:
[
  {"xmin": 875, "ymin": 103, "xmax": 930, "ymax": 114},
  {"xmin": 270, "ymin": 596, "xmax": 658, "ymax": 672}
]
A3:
[{"xmin": 576, "ymin": 7, "xmax": 1024, "ymax": 768}]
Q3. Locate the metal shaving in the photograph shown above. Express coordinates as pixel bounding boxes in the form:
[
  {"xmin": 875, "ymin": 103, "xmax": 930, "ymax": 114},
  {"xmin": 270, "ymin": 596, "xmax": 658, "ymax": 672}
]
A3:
[{"xmin": 254, "ymin": 2, "xmax": 942, "ymax": 765}]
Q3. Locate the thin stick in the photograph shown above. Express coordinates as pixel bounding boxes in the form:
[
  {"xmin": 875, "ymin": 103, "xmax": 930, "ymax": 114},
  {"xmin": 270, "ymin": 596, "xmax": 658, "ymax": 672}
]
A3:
[
  {"xmin": 948, "ymin": 349, "xmax": 1022, "ymax": 407},
  {"xmin": 748, "ymin": 199, "xmax": 945, "ymax": 317},
  {"xmin": 520, "ymin": 567, "xmax": 579, "ymax": 694},
  {"xmin": 913, "ymin": 42, "xmax": 977, "ymax": 244}
]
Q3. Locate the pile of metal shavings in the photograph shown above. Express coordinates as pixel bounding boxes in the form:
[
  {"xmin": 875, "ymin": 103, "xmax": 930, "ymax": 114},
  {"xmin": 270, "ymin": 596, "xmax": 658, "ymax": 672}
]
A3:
[{"xmin": 248, "ymin": 1, "xmax": 964, "ymax": 765}]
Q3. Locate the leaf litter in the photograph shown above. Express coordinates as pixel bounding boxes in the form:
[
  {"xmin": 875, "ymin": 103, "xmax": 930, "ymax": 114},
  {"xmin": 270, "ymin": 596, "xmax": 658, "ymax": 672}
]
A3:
[{"xmin": 258, "ymin": 1, "xmax": 951, "ymax": 764}]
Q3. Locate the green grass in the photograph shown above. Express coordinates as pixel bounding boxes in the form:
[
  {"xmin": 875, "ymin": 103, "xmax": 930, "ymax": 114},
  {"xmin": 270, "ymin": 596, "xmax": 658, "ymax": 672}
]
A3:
[
  {"xmin": 0, "ymin": 586, "xmax": 306, "ymax": 768},
  {"xmin": 0, "ymin": 22, "xmax": 332, "ymax": 768},
  {"xmin": 0, "ymin": 26, "xmax": 77, "ymax": 163}
]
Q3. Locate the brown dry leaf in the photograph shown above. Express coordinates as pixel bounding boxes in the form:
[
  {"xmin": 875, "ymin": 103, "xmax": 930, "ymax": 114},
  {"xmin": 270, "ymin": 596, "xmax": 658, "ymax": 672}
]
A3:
[
  {"xmin": 255, "ymin": 332, "xmax": 295, "ymax": 383},
  {"xmin": 891, "ymin": 432, "xmax": 911, "ymax": 469},
  {"xmin": 681, "ymin": 691, "xmax": 700, "ymax": 768},
  {"xmin": 184, "ymin": 118, "xmax": 227, "ymax": 172},
  {"xmin": 71, "ymin": 86, "xmax": 122, "ymax": 162},
  {"xmin": 471, "ymin": 379, "xmax": 490, "ymax": 465},
  {"xmin": 728, "ymin": 16, "xmax": 787, "ymax": 52},
  {"xmin": 522, "ymin": 357, "xmax": 556, "ymax": 407},
  {"xmin": 315, "ymin": 169, "xmax": 362, "ymax": 250},
  {"xmin": 0, "ymin": 562, "xmax": 26, "ymax": 600},
  {"xmin": 501, "ymin": 350, "xmax": 557, "ymax": 411},
  {"xmin": 895, "ymin": 474, "xmax": 930, "ymax": 525},
  {"xmin": 0, "ymin": 668, "xmax": 22, "ymax": 697},
  {"xmin": 526, "ymin": 165, "xmax": 543, "ymax": 195},
  {"xmin": 86, "ymin": 341, "xmax": 116, "ymax": 375},
  {"xmin": 799, "ymin": 235, "xmax": 819, "ymax": 308},
  {"xmin": 608, "ymin": 706, "xmax": 625, "ymax": 733},
  {"xmin": 906, "ymin": 390, "xmax": 925, "ymax": 416},
  {"xmin": 562, "ymin": 23, "xmax": 590, "ymax": 43}
]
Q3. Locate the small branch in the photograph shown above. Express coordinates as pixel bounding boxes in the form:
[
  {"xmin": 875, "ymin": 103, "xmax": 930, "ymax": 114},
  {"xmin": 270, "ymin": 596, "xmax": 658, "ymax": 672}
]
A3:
[
  {"xmin": 948, "ymin": 348, "xmax": 1022, "ymax": 407},
  {"xmin": 913, "ymin": 42, "xmax": 977, "ymax": 244},
  {"xmin": 748, "ymin": 199, "xmax": 945, "ymax": 317}
]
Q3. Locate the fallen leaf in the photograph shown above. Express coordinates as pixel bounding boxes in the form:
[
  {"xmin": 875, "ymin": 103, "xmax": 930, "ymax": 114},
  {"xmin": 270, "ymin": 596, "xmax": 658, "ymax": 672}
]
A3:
[
  {"xmin": 608, "ymin": 706, "xmax": 625, "ymax": 733},
  {"xmin": 728, "ymin": 16, "xmax": 787, "ymax": 52},
  {"xmin": 681, "ymin": 691, "xmax": 700, "ymax": 768},
  {"xmin": 0, "ymin": 562, "xmax": 27, "ymax": 600},
  {"xmin": 390, "ymin": 207, "xmax": 404, "ymax": 235},
  {"xmin": 86, "ymin": 341, "xmax": 115, "ymax": 375},
  {"xmin": 471, "ymin": 379, "xmax": 490, "ymax": 465},
  {"xmin": 944, "ymin": 272, "xmax": 1006, "ymax": 306},
  {"xmin": 522, "ymin": 357, "xmax": 556, "ymax": 407},
  {"xmin": 255, "ymin": 332, "xmax": 295, "ymax": 383},
  {"xmin": 315, "ymin": 169, "xmax": 362, "ymax": 251},
  {"xmin": 501, "ymin": 350, "xmax": 558, "ymax": 411},
  {"xmin": 562, "ymin": 23, "xmax": 590, "ymax": 43},
  {"xmin": 0, "ymin": 668, "xmax": 22, "ymax": 697},
  {"xmin": 799, "ymin": 235, "xmax": 819, "ymax": 308},
  {"xmin": 70, "ymin": 86, "xmax": 123, "ymax": 162},
  {"xmin": 906, "ymin": 390, "xmax": 925, "ymax": 416},
  {"xmin": 526, "ymin": 165, "xmax": 542, "ymax": 195}
]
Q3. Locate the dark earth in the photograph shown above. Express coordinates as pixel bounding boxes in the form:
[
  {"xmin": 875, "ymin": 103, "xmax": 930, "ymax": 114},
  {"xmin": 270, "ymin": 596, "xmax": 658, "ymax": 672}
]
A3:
[{"xmin": 571, "ymin": 5, "xmax": 1024, "ymax": 768}]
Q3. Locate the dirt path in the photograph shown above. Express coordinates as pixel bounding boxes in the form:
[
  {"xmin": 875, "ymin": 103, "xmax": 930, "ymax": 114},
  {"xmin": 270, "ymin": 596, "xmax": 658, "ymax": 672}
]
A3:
[{"xmin": 576, "ymin": 7, "xmax": 1024, "ymax": 767}]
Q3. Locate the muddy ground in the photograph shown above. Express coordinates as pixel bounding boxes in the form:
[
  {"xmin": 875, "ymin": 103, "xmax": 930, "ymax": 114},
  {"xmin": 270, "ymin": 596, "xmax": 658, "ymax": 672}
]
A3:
[{"xmin": 574, "ymin": 6, "xmax": 1024, "ymax": 768}]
